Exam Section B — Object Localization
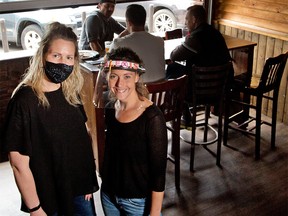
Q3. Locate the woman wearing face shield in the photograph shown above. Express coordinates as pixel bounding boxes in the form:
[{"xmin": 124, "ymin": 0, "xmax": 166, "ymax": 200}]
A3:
[
  {"xmin": 95, "ymin": 47, "xmax": 168, "ymax": 216},
  {"xmin": 3, "ymin": 22, "xmax": 99, "ymax": 215}
]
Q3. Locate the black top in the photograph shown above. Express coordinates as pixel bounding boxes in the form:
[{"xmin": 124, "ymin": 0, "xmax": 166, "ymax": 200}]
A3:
[
  {"xmin": 102, "ymin": 104, "xmax": 168, "ymax": 198},
  {"xmin": 3, "ymin": 86, "xmax": 98, "ymax": 215},
  {"xmin": 170, "ymin": 23, "xmax": 231, "ymax": 67}
]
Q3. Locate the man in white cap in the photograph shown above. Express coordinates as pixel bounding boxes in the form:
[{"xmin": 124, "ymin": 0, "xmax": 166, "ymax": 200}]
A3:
[{"xmin": 78, "ymin": 0, "xmax": 125, "ymax": 56}]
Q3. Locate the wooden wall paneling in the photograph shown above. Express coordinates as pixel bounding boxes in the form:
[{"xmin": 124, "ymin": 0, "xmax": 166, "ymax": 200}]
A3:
[
  {"xmin": 250, "ymin": 34, "xmax": 262, "ymax": 111},
  {"xmin": 282, "ymin": 75, "xmax": 288, "ymax": 123},
  {"xmin": 220, "ymin": 13, "xmax": 288, "ymax": 34},
  {"xmin": 279, "ymin": 64, "xmax": 288, "ymax": 122},
  {"xmin": 251, "ymin": 32, "xmax": 259, "ymax": 79},
  {"xmin": 244, "ymin": 31, "xmax": 252, "ymax": 42},
  {"xmin": 237, "ymin": 29, "xmax": 245, "ymax": 39},
  {"xmin": 224, "ymin": 25, "xmax": 232, "ymax": 35},
  {"xmin": 256, "ymin": 35, "xmax": 267, "ymax": 77},
  {"xmin": 216, "ymin": 0, "xmax": 288, "ymax": 41},
  {"xmin": 219, "ymin": 3, "xmax": 288, "ymax": 25},
  {"xmin": 262, "ymin": 0, "xmax": 288, "ymax": 4},
  {"xmin": 219, "ymin": 0, "xmax": 288, "ymax": 10},
  {"xmin": 263, "ymin": 37, "xmax": 276, "ymax": 116},
  {"xmin": 280, "ymin": 41, "xmax": 288, "ymax": 123},
  {"xmin": 273, "ymin": 39, "xmax": 286, "ymax": 121},
  {"xmin": 219, "ymin": 24, "xmax": 225, "ymax": 34},
  {"xmin": 231, "ymin": 27, "xmax": 238, "ymax": 37}
]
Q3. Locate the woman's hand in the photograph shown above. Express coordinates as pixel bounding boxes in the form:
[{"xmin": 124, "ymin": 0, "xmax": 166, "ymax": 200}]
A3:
[{"xmin": 85, "ymin": 194, "xmax": 93, "ymax": 201}]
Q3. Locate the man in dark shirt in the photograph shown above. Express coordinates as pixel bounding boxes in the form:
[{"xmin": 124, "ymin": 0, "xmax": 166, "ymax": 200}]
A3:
[
  {"xmin": 166, "ymin": 5, "xmax": 231, "ymax": 79},
  {"xmin": 78, "ymin": 0, "xmax": 125, "ymax": 56},
  {"xmin": 166, "ymin": 5, "xmax": 232, "ymax": 123}
]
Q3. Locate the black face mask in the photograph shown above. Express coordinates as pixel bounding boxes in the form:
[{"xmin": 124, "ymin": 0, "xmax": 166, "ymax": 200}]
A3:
[{"xmin": 44, "ymin": 61, "xmax": 74, "ymax": 83}]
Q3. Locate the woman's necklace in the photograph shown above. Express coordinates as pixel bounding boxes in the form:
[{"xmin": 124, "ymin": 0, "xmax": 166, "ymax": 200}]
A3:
[
  {"xmin": 136, "ymin": 103, "xmax": 144, "ymax": 111},
  {"xmin": 115, "ymin": 100, "xmax": 144, "ymax": 112}
]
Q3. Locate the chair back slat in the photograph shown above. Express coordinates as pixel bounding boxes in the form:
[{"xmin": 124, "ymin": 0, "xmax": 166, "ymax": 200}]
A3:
[
  {"xmin": 187, "ymin": 63, "xmax": 232, "ymax": 105},
  {"xmin": 146, "ymin": 75, "xmax": 188, "ymax": 122},
  {"xmin": 258, "ymin": 51, "xmax": 288, "ymax": 92}
]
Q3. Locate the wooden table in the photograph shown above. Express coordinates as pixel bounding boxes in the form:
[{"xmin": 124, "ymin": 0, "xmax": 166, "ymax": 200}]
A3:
[
  {"xmin": 224, "ymin": 35, "xmax": 257, "ymax": 122},
  {"xmin": 223, "ymin": 35, "xmax": 257, "ymax": 85},
  {"xmin": 164, "ymin": 35, "xmax": 257, "ymax": 81}
]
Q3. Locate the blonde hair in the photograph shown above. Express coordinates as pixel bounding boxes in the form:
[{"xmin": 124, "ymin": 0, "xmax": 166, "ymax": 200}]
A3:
[{"xmin": 12, "ymin": 22, "xmax": 83, "ymax": 107}]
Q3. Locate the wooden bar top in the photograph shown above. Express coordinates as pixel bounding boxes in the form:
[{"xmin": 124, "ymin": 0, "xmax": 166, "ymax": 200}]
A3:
[
  {"xmin": 164, "ymin": 35, "xmax": 257, "ymax": 60},
  {"xmin": 80, "ymin": 62, "xmax": 100, "ymax": 73},
  {"xmin": 223, "ymin": 35, "xmax": 257, "ymax": 50}
]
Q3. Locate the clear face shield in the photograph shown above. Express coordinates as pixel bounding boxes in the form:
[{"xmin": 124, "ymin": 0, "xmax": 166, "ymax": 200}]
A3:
[
  {"xmin": 92, "ymin": 60, "xmax": 146, "ymax": 109},
  {"xmin": 93, "ymin": 67, "xmax": 108, "ymax": 109}
]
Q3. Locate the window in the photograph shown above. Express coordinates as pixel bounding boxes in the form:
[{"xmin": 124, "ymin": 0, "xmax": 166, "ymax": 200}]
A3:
[
  {"xmin": 0, "ymin": 0, "xmax": 205, "ymax": 53},
  {"xmin": 1, "ymin": 0, "xmax": 100, "ymax": 13}
]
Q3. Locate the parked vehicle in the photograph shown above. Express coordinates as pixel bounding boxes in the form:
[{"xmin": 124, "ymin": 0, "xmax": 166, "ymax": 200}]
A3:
[
  {"xmin": 113, "ymin": 0, "xmax": 202, "ymax": 32},
  {"xmin": 76, "ymin": 0, "xmax": 203, "ymax": 32},
  {"xmin": 0, "ymin": 8, "xmax": 78, "ymax": 50}
]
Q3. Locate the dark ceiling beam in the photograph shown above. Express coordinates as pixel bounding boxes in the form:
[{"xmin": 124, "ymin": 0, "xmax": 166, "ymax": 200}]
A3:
[{"xmin": 0, "ymin": 0, "xmax": 148, "ymax": 14}]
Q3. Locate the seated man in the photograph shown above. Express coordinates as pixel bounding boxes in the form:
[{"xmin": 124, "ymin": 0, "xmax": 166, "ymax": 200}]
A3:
[
  {"xmin": 78, "ymin": 0, "xmax": 125, "ymax": 56},
  {"xmin": 166, "ymin": 5, "xmax": 231, "ymax": 79},
  {"xmin": 166, "ymin": 5, "xmax": 232, "ymax": 125},
  {"xmin": 109, "ymin": 4, "xmax": 165, "ymax": 83}
]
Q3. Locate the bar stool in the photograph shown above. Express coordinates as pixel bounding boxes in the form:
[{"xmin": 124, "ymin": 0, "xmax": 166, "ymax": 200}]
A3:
[
  {"xmin": 223, "ymin": 51, "xmax": 288, "ymax": 159},
  {"xmin": 181, "ymin": 62, "xmax": 232, "ymax": 171}
]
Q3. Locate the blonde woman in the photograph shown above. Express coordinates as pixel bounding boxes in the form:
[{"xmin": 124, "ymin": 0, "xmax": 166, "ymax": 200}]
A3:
[
  {"xmin": 98, "ymin": 47, "xmax": 168, "ymax": 216},
  {"xmin": 3, "ymin": 22, "xmax": 98, "ymax": 215}
]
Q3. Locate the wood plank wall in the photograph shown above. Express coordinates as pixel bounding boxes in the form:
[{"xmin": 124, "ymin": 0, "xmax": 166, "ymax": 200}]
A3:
[
  {"xmin": 215, "ymin": 0, "xmax": 288, "ymax": 40},
  {"xmin": 213, "ymin": 0, "xmax": 288, "ymax": 125}
]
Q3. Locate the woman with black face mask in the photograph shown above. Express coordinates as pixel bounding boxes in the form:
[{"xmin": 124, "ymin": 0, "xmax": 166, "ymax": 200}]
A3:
[{"xmin": 3, "ymin": 22, "xmax": 99, "ymax": 216}]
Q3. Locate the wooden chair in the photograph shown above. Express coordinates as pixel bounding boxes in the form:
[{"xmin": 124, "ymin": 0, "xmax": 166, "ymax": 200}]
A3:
[
  {"xmin": 146, "ymin": 75, "xmax": 188, "ymax": 190},
  {"xmin": 165, "ymin": 28, "xmax": 183, "ymax": 40},
  {"xmin": 223, "ymin": 51, "xmax": 288, "ymax": 159},
  {"xmin": 181, "ymin": 62, "xmax": 232, "ymax": 171}
]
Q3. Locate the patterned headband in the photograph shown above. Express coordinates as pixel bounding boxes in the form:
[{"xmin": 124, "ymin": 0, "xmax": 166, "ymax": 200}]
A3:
[{"xmin": 103, "ymin": 60, "xmax": 145, "ymax": 74}]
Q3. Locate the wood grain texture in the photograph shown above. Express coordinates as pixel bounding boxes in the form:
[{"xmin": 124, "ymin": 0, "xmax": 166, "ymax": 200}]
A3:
[{"xmin": 216, "ymin": 0, "xmax": 288, "ymax": 40}]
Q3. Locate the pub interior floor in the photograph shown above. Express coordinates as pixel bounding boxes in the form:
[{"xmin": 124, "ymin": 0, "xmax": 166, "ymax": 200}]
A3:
[{"xmin": 0, "ymin": 113, "xmax": 287, "ymax": 216}]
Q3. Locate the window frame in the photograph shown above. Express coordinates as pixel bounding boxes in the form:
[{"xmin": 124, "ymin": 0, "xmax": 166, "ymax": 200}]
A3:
[{"xmin": 0, "ymin": 0, "xmax": 143, "ymax": 13}]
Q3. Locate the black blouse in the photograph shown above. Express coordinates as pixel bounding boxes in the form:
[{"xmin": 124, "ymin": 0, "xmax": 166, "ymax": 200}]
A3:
[{"xmin": 102, "ymin": 104, "xmax": 168, "ymax": 198}]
